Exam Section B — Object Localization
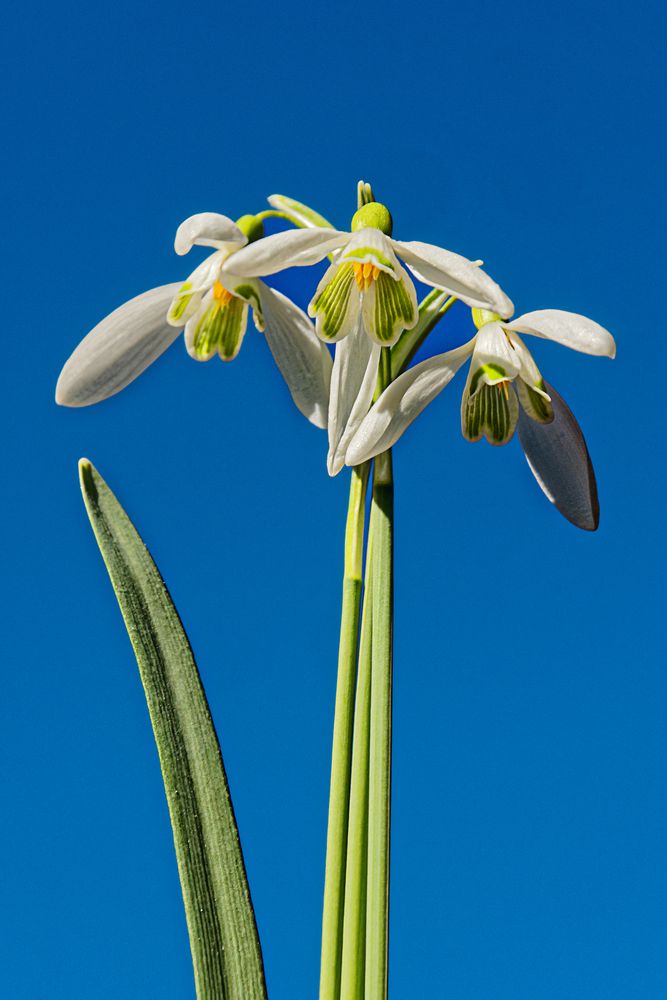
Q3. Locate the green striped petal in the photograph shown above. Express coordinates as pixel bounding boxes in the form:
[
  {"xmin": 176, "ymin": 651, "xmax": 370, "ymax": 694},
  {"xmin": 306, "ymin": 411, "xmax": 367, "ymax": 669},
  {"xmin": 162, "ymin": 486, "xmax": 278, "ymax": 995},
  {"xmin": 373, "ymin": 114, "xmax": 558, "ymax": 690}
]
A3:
[
  {"xmin": 515, "ymin": 377, "xmax": 554, "ymax": 423},
  {"xmin": 361, "ymin": 265, "xmax": 418, "ymax": 345},
  {"xmin": 168, "ymin": 280, "xmax": 199, "ymax": 325},
  {"xmin": 461, "ymin": 378, "xmax": 519, "ymax": 445},
  {"xmin": 309, "ymin": 262, "xmax": 360, "ymax": 342},
  {"xmin": 167, "ymin": 253, "xmax": 223, "ymax": 327},
  {"xmin": 185, "ymin": 291, "xmax": 248, "ymax": 361}
]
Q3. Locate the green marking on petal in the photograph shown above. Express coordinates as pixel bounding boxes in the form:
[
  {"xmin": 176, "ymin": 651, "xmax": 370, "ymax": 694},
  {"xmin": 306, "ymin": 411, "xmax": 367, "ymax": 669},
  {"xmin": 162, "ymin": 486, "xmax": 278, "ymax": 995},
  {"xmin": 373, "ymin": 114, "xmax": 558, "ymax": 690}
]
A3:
[
  {"xmin": 469, "ymin": 362, "xmax": 507, "ymax": 395},
  {"xmin": 343, "ymin": 246, "xmax": 395, "ymax": 270},
  {"xmin": 311, "ymin": 263, "xmax": 356, "ymax": 341},
  {"xmin": 368, "ymin": 271, "xmax": 415, "ymax": 344},
  {"xmin": 462, "ymin": 381, "xmax": 518, "ymax": 445},
  {"xmin": 233, "ymin": 283, "xmax": 264, "ymax": 328},
  {"xmin": 191, "ymin": 296, "xmax": 246, "ymax": 361},
  {"xmin": 168, "ymin": 281, "xmax": 195, "ymax": 323},
  {"xmin": 515, "ymin": 377, "xmax": 554, "ymax": 423}
]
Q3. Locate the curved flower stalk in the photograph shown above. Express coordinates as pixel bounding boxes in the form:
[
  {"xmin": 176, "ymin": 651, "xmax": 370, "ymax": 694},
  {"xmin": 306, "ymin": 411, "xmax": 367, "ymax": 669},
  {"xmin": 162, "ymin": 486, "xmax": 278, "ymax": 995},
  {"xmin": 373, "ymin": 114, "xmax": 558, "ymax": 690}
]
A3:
[
  {"xmin": 56, "ymin": 212, "xmax": 333, "ymax": 428},
  {"xmin": 346, "ymin": 306, "xmax": 616, "ymax": 529},
  {"xmin": 226, "ymin": 200, "xmax": 512, "ymax": 475}
]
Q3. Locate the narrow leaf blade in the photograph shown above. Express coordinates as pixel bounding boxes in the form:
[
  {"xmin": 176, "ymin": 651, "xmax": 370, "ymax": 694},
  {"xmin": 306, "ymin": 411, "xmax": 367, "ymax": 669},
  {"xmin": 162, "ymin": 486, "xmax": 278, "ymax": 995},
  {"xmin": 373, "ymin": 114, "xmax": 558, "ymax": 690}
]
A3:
[{"xmin": 79, "ymin": 459, "xmax": 267, "ymax": 1000}]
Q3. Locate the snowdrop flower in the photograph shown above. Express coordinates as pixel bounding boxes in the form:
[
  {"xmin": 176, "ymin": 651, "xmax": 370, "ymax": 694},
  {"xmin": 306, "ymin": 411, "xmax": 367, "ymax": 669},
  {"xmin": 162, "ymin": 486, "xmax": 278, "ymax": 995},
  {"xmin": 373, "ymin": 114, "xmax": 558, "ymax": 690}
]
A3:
[
  {"xmin": 346, "ymin": 306, "xmax": 616, "ymax": 529},
  {"xmin": 56, "ymin": 213, "xmax": 332, "ymax": 428},
  {"xmin": 226, "ymin": 201, "xmax": 512, "ymax": 473}
]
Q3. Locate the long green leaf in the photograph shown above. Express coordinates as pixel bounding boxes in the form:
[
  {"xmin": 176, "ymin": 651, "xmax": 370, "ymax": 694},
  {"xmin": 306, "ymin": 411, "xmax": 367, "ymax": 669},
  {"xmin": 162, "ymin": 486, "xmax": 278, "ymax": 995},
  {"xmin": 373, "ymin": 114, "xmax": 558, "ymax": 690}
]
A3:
[{"xmin": 79, "ymin": 459, "xmax": 267, "ymax": 1000}]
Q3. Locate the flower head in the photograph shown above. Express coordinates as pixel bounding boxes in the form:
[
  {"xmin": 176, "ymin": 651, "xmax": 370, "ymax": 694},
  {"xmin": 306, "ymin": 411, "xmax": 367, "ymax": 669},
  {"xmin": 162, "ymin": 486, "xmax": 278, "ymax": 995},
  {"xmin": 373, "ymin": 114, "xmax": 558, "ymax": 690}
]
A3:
[
  {"xmin": 345, "ymin": 305, "xmax": 616, "ymax": 529},
  {"xmin": 56, "ymin": 212, "xmax": 333, "ymax": 427},
  {"xmin": 224, "ymin": 201, "xmax": 513, "ymax": 348},
  {"xmin": 225, "ymin": 198, "xmax": 513, "ymax": 474}
]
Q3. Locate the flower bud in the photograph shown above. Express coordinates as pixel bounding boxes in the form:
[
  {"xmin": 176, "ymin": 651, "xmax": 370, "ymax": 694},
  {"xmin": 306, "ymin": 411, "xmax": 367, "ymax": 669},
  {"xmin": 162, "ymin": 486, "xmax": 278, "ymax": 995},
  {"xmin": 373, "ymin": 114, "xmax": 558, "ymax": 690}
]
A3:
[
  {"xmin": 235, "ymin": 214, "xmax": 265, "ymax": 244},
  {"xmin": 350, "ymin": 202, "xmax": 393, "ymax": 236}
]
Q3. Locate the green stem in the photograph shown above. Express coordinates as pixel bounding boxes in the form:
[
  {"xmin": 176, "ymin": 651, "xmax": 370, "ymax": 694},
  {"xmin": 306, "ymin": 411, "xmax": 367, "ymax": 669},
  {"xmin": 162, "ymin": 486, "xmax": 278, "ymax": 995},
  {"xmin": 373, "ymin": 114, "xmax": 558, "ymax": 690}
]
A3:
[
  {"xmin": 339, "ymin": 528, "xmax": 374, "ymax": 1000},
  {"xmin": 365, "ymin": 353, "xmax": 394, "ymax": 1000},
  {"xmin": 391, "ymin": 290, "xmax": 457, "ymax": 375},
  {"xmin": 320, "ymin": 462, "xmax": 371, "ymax": 1000},
  {"xmin": 254, "ymin": 209, "xmax": 294, "ymax": 223}
]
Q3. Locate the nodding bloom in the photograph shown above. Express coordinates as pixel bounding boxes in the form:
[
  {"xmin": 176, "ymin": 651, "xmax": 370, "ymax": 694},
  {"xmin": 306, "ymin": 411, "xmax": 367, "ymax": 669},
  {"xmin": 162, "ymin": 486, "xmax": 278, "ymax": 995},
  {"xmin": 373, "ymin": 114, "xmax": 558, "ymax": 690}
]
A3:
[
  {"xmin": 225, "ymin": 201, "xmax": 513, "ymax": 474},
  {"xmin": 56, "ymin": 212, "xmax": 333, "ymax": 428},
  {"xmin": 345, "ymin": 306, "xmax": 616, "ymax": 529}
]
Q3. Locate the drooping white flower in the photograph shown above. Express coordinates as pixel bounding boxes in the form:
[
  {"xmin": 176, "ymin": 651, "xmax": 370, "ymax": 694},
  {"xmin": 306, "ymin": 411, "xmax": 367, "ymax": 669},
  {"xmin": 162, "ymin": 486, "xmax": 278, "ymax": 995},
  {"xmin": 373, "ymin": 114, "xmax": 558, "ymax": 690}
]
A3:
[
  {"xmin": 225, "ymin": 202, "xmax": 513, "ymax": 347},
  {"xmin": 56, "ymin": 212, "xmax": 333, "ymax": 428},
  {"xmin": 225, "ymin": 201, "xmax": 513, "ymax": 473},
  {"xmin": 345, "ymin": 306, "xmax": 616, "ymax": 529}
]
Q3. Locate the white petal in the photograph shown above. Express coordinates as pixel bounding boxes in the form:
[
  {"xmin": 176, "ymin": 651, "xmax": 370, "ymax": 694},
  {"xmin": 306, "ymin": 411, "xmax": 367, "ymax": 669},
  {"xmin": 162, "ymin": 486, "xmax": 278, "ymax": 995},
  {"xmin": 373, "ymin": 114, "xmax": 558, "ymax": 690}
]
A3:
[
  {"xmin": 223, "ymin": 227, "xmax": 349, "ymax": 277},
  {"xmin": 469, "ymin": 321, "xmax": 522, "ymax": 388},
  {"xmin": 505, "ymin": 331, "xmax": 553, "ymax": 422},
  {"xmin": 56, "ymin": 284, "xmax": 182, "ymax": 407},
  {"xmin": 340, "ymin": 228, "xmax": 401, "ymax": 276},
  {"xmin": 505, "ymin": 331, "xmax": 544, "ymax": 387},
  {"xmin": 167, "ymin": 251, "xmax": 224, "ymax": 326},
  {"xmin": 257, "ymin": 282, "xmax": 333, "ymax": 428},
  {"xmin": 393, "ymin": 239, "xmax": 514, "ymax": 318},
  {"xmin": 174, "ymin": 213, "xmax": 247, "ymax": 255},
  {"xmin": 508, "ymin": 309, "xmax": 616, "ymax": 357},
  {"xmin": 517, "ymin": 380, "xmax": 600, "ymax": 530},
  {"xmin": 345, "ymin": 340, "xmax": 475, "ymax": 466},
  {"xmin": 327, "ymin": 319, "xmax": 381, "ymax": 476}
]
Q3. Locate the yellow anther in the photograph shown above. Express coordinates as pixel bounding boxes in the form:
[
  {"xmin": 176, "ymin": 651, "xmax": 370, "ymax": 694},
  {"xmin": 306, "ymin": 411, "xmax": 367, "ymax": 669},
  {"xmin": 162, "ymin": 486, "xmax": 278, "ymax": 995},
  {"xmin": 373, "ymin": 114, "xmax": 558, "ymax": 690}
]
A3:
[
  {"xmin": 213, "ymin": 280, "xmax": 233, "ymax": 306},
  {"xmin": 352, "ymin": 261, "xmax": 381, "ymax": 291},
  {"xmin": 353, "ymin": 263, "xmax": 365, "ymax": 290}
]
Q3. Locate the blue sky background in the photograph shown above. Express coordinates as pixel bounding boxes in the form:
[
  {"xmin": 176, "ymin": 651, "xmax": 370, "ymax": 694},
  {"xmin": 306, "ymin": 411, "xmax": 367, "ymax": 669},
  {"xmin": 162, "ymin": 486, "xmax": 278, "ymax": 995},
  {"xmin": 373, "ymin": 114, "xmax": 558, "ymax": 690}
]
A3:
[{"xmin": 4, "ymin": 0, "xmax": 666, "ymax": 996}]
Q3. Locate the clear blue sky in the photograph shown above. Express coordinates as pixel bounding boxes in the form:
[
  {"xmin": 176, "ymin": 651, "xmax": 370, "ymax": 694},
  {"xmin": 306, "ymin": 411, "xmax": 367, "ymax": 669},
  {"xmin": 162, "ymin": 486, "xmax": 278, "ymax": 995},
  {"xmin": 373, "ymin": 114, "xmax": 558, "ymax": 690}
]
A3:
[{"xmin": 4, "ymin": 0, "xmax": 665, "ymax": 997}]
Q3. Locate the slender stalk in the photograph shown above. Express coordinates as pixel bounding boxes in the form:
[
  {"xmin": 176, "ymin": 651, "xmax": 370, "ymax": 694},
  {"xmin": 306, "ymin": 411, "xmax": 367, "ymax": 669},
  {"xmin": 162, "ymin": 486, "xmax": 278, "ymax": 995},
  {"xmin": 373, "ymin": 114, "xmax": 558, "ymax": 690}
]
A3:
[
  {"xmin": 365, "ymin": 352, "xmax": 394, "ymax": 1000},
  {"xmin": 391, "ymin": 290, "xmax": 457, "ymax": 375},
  {"xmin": 320, "ymin": 462, "xmax": 371, "ymax": 1000},
  {"xmin": 339, "ymin": 529, "xmax": 374, "ymax": 1000}
]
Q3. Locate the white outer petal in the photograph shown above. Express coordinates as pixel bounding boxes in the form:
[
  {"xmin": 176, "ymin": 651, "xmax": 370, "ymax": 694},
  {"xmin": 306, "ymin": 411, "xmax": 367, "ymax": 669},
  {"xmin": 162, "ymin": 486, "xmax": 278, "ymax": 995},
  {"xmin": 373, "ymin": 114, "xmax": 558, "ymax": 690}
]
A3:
[
  {"xmin": 174, "ymin": 213, "xmax": 247, "ymax": 255},
  {"xmin": 327, "ymin": 319, "xmax": 381, "ymax": 476},
  {"xmin": 345, "ymin": 339, "xmax": 475, "ymax": 466},
  {"xmin": 341, "ymin": 228, "xmax": 402, "ymax": 275},
  {"xmin": 470, "ymin": 321, "xmax": 522, "ymax": 386},
  {"xmin": 508, "ymin": 309, "xmax": 616, "ymax": 357},
  {"xmin": 223, "ymin": 227, "xmax": 350, "ymax": 277},
  {"xmin": 392, "ymin": 239, "xmax": 514, "ymax": 318},
  {"xmin": 257, "ymin": 282, "xmax": 333, "ymax": 428},
  {"xmin": 56, "ymin": 284, "xmax": 182, "ymax": 406}
]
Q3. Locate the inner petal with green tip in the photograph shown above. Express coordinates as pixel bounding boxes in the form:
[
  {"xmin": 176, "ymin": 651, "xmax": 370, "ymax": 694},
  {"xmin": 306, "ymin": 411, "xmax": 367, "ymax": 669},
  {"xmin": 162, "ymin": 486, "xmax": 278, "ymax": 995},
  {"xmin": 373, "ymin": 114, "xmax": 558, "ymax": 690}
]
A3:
[
  {"xmin": 187, "ymin": 282, "xmax": 248, "ymax": 361},
  {"xmin": 310, "ymin": 263, "xmax": 358, "ymax": 341},
  {"xmin": 462, "ymin": 379, "xmax": 519, "ymax": 445}
]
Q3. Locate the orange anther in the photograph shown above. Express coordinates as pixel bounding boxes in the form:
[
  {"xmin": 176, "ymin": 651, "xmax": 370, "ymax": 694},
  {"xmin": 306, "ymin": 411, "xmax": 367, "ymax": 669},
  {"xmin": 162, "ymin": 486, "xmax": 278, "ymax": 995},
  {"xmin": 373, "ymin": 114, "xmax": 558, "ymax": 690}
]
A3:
[{"xmin": 213, "ymin": 280, "xmax": 233, "ymax": 305}]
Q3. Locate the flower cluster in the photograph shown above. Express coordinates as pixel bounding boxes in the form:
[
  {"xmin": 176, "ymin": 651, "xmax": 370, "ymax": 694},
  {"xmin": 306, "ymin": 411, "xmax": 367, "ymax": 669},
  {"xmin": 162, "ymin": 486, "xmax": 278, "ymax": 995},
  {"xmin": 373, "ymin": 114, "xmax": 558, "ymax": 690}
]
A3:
[{"xmin": 56, "ymin": 184, "xmax": 615, "ymax": 529}]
